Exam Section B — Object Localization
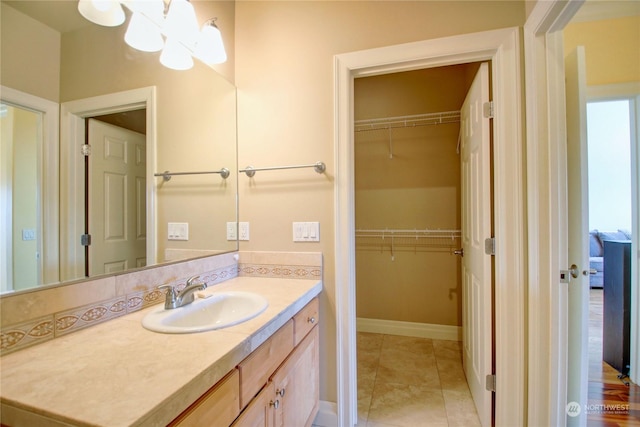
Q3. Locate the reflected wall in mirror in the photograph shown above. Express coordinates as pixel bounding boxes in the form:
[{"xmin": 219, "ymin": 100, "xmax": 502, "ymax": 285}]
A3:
[{"xmin": 0, "ymin": 0, "xmax": 238, "ymax": 294}]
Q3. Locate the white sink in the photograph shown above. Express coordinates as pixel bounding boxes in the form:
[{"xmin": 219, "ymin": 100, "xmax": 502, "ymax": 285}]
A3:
[{"xmin": 142, "ymin": 291, "xmax": 268, "ymax": 334}]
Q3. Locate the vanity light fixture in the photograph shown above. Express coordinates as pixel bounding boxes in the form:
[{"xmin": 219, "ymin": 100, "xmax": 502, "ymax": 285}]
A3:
[{"xmin": 77, "ymin": 0, "xmax": 227, "ymax": 70}]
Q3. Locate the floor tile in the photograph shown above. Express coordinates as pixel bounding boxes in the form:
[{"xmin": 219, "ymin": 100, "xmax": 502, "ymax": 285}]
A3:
[{"xmin": 356, "ymin": 332, "xmax": 480, "ymax": 426}]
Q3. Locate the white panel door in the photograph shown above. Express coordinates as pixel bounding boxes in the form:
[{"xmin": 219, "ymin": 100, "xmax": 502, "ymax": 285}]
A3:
[
  {"xmin": 461, "ymin": 62, "xmax": 493, "ymax": 427},
  {"xmin": 88, "ymin": 119, "xmax": 146, "ymax": 276},
  {"xmin": 565, "ymin": 47, "xmax": 590, "ymax": 427}
]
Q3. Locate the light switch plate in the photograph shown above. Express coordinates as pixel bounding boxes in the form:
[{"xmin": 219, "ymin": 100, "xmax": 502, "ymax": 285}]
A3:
[
  {"xmin": 293, "ymin": 222, "xmax": 320, "ymax": 242},
  {"xmin": 226, "ymin": 222, "xmax": 237, "ymax": 240},
  {"xmin": 239, "ymin": 222, "xmax": 250, "ymax": 241},
  {"xmin": 168, "ymin": 222, "xmax": 189, "ymax": 240}
]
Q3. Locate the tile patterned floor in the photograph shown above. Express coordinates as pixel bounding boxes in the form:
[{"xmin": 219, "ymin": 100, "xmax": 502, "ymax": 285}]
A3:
[{"xmin": 356, "ymin": 332, "xmax": 481, "ymax": 427}]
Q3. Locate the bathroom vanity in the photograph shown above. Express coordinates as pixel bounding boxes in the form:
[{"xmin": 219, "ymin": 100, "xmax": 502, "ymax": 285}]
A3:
[{"xmin": 0, "ymin": 277, "xmax": 321, "ymax": 427}]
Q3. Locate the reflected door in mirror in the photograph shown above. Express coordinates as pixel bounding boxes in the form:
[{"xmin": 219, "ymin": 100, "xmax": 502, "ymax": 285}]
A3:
[{"xmin": 87, "ymin": 119, "xmax": 146, "ymax": 276}]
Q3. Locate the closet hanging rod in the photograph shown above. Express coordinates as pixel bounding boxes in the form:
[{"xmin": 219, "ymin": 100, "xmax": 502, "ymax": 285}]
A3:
[
  {"xmin": 154, "ymin": 168, "xmax": 230, "ymax": 181},
  {"xmin": 240, "ymin": 161, "xmax": 326, "ymax": 177},
  {"xmin": 355, "ymin": 110, "xmax": 461, "ymax": 132}
]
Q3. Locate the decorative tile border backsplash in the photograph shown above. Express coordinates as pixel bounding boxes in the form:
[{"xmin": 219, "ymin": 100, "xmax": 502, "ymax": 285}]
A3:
[
  {"xmin": 0, "ymin": 251, "xmax": 322, "ymax": 355},
  {"xmin": 0, "ymin": 257, "xmax": 239, "ymax": 355}
]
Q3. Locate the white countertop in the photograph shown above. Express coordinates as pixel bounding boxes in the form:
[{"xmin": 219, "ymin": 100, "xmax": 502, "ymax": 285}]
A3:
[{"xmin": 0, "ymin": 277, "xmax": 322, "ymax": 427}]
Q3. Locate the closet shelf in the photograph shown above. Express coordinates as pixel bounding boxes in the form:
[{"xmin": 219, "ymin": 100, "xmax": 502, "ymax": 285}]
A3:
[
  {"xmin": 355, "ymin": 228, "xmax": 461, "ymax": 239},
  {"xmin": 354, "ymin": 111, "xmax": 461, "ymax": 133}
]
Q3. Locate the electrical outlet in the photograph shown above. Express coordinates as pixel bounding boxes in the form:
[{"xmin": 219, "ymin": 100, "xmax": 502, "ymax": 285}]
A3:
[
  {"xmin": 168, "ymin": 222, "xmax": 189, "ymax": 240},
  {"xmin": 239, "ymin": 222, "xmax": 250, "ymax": 241},
  {"xmin": 226, "ymin": 222, "xmax": 237, "ymax": 240},
  {"xmin": 293, "ymin": 222, "xmax": 320, "ymax": 242}
]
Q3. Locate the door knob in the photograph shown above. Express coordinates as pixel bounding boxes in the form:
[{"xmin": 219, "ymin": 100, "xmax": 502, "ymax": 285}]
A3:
[{"xmin": 453, "ymin": 249, "xmax": 464, "ymax": 257}]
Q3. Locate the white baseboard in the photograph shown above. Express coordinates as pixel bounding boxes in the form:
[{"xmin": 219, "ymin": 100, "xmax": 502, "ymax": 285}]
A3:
[
  {"xmin": 356, "ymin": 317, "xmax": 462, "ymax": 341},
  {"xmin": 312, "ymin": 400, "xmax": 338, "ymax": 426}
]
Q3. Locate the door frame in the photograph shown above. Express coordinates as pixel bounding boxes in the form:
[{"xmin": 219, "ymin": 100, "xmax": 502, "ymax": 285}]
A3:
[
  {"xmin": 524, "ymin": 1, "xmax": 584, "ymax": 425},
  {"xmin": 59, "ymin": 87, "xmax": 157, "ymax": 282},
  {"xmin": 0, "ymin": 86, "xmax": 59, "ymax": 289},
  {"xmin": 334, "ymin": 27, "xmax": 525, "ymax": 426}
]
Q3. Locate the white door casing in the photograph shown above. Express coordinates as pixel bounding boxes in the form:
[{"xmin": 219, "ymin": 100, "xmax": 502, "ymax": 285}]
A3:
[
  {"xmin": 60, "ymin": 87, "xmax": 156, "ymax": 282},
  {"xmin": 461, "ymin": 62, "xmax": 493, "ymax": 427},
  {"xmin": 334, "ymin": 27, "xmax": 524, "ymax": 426},
  {"xmin": 0, "ymin": 86, "xmax": 60, "ymax": 290},
  {"xmin": 565, "ymin": 47, "xmax": 590, "ymax": 426},
  {"xmin": 88, "ymin": 119, "xmax": 147, "ymax": 276}
]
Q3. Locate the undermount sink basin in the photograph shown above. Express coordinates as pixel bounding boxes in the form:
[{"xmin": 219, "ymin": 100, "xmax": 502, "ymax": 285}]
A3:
[{"xmin": 142, "ymin": 291, "xmax": 268, "ymax": 334}]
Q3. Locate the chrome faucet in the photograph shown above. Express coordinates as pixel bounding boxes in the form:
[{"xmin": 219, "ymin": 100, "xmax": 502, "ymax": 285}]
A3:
[{"xmin": 158, "ymin": 275, "xmax": 207, "ymax": 309}]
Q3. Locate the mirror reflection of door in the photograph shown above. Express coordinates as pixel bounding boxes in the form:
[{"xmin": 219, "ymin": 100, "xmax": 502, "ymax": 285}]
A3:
[
  {"xmin": 86, "ymin": 110, "xmax": 146, "ymax": 277},
  {"xmin": 1, "ymin": 103, "xmax": 42, "ymax": 292}
]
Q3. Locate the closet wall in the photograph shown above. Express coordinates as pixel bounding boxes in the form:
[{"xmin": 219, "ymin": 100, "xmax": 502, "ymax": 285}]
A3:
[{"xmin": 354, "ymin": 64, "xmax": 479, "ymax": 329}]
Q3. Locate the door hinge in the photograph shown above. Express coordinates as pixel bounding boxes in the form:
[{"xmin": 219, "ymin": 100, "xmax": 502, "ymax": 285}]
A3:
[
  {"xmin": 486, "ymin": 374, "xmax": 496, "ymax": 392},
  {"xmin": 81, "ymin": 234, "xmax": 92, "ymax": 246},
  {"xmin": 81, "ymin": 144, "xmax": 92, "ymax": 156},
  {"xmin": 484, "ymin": 237, "xmax": 495, "ymax": 256},
  {"xmin": 483, "ymin": 101, "xmax": 494, "ymax": 119}
]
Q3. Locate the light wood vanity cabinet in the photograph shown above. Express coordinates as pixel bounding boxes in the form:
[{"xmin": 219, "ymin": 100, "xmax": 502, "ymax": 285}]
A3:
[
  {"xmin": 234, "ymin": 298, "xmax": 320, "ymax": 427},
  {"xmin": 169, "ymin": 370, "xmax": 240, "ymax": 426},
  {"xmin": 171, "ymin": 298, "xmax": 320, "ymax": 427}
]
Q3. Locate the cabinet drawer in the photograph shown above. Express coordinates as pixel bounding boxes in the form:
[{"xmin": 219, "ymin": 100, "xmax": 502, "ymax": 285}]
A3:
[
  {"xmin": 169, "ymin": 369, "xmax": 240, "ymax": 427},
  {"xmin": 293, "ymin": 298, "xmax": 319, "ymax": 346},
  {"xmin": 238, "ymin": 320, "xmax": 294, "ymax": 409}
]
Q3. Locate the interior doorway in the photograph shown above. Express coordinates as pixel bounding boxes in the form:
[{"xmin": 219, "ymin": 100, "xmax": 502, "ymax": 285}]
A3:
[
  {"xmin": 334, "ymin": 27, "xmax": 524, "ymax": 426},
  {"xmin": 352, "ymin": 62, "xmax": 493, "ymax": 426}
]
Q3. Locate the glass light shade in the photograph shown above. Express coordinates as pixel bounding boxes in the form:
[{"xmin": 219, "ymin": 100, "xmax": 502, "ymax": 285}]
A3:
[
  {"xmin": 163, "ymin": 0, "xmax": 200, "ymax": 48},
  {"xmin": 160, "ymin": 38, "xmax": 193, "ymax": 70},
  {"xmin": 78, "ymin": 0, "xmax": 125, "ymax": 27},
  {"xmin": 125, "ymin": 12, "xmax": 164, "ymax": 52},
  {"xmin": 194, "ymin": 21, "xmax": 227, "ymax": 65}
]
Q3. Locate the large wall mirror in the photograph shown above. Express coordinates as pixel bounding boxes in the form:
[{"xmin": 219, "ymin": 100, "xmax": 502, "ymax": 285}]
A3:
[{"xmin": 0, "ymin": 0, "xmax": 238, "ymax": 294}]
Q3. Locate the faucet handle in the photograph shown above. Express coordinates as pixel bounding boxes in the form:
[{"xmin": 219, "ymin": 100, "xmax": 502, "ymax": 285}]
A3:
[
  {"xmin": 158, "ymin": 284, "xmax": 177, "ymax": 309},
  {"xmin": 158, "ymin": 284, "xmax": 176, "ymax": 294},
  {"xmin": 186, "ymin": 275, "xmax": 206, "ymax": 289}
]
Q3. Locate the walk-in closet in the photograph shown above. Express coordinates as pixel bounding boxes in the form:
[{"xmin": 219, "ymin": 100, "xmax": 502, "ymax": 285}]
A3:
[{"xmin": 354, "ymin": 63, "xmax": 484, "ymax": 425}]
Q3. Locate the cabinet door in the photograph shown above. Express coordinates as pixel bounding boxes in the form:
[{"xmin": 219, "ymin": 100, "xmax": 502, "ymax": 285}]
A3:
[
  {"xmin": 271, "ymin": 326, "xmax": 319, "ymax": 427},
  {"xmin": 232, "ymin": 383, "xmax": 275, "ymax": 427}
]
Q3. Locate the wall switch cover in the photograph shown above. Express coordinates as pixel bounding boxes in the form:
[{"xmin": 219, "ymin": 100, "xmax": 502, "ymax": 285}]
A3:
[
  {"xmin": 239, "ymin": 222, "xmax": 250, "ymax": 241},
  {"xmin": 226, "ymin": 222, "xmax": 237, "ymax": 240},
  {"xmin": 168, "ymin": 222, "xmax": 189, "ymax": 240},
  {"xmin": 22, "ymin": 229, "xmax": 36, "ymax": 241},
  {"xmin": 293, "ymin": 222, "xmax": 320, "ymax": 242}
]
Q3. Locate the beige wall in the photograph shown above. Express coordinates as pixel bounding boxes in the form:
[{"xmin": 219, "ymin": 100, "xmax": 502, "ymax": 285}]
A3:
[
  {"xmin": 235, "ymin": 0, "xmax": 525, "ymax": 403},
  {"xmin": 354, "ymin": 65, "xmax": 478, "ymax": 327},
  {"xmin": 0, "ymin": 3, "xmax": 61, "ymax": 102},
  {"xmin": 564, "ymin": 15, "xmax": 640, "ymax": 86}
]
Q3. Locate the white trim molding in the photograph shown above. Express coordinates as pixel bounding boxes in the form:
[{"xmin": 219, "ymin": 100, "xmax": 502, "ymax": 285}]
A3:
[
  {"xmin": 59, "ymin": 87, "xmax": 157, "ymax": 281},
  {"xmin": 0, "ymin": 86, "xmax": 59, "ymax": 289},
  {"xmin": 334, "ymin": 27, "xmax": 525, "ymax": 427},
  {"xmin": 523, "ymin": 1, "xmax": 585, "ymax": 425}
]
